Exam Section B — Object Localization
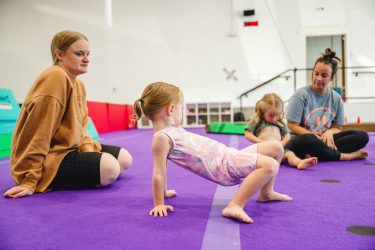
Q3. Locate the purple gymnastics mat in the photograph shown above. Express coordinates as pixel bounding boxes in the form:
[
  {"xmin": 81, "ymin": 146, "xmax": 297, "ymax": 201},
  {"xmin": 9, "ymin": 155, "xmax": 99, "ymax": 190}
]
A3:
[{"xmin": 0, "ymin": 128, "xmax": 374, "ymax": 250}]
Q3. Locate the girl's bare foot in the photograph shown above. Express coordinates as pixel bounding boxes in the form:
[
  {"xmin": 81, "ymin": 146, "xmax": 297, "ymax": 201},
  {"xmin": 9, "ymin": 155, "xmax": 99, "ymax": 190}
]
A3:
[
  {"xmin": 256, "ymin": 191, "xmax": 293, "ymax": 202},
  {"xmin": 340, "ymin": 150, "xmax": 368, "ymax": 161},
  {"xmin": 222, "ymin": 204, "xmax": 253, "ymax": 223},
  {"xmin": 297, "ymin": 157, "xmax": 318, "ymax": 170}
]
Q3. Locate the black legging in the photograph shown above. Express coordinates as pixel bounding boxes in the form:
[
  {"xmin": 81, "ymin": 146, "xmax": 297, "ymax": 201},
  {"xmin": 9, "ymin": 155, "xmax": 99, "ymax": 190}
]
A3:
[{"xmin": 284, "ymin": 130, "xmax": 369, "ymax": 161}]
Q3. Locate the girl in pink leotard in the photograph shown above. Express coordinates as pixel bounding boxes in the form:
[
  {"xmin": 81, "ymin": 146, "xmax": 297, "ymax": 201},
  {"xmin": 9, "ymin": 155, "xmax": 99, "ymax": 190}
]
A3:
[{"xmin": 133, "ymin": 82, "xmax": 292, "ymax": 223}]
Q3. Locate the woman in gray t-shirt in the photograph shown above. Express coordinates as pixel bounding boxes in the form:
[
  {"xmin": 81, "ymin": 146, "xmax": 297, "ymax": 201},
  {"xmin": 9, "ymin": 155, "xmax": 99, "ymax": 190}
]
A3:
[{"xmin": 285, "ymin": 48, "xmax": 369, "ymax": 161}]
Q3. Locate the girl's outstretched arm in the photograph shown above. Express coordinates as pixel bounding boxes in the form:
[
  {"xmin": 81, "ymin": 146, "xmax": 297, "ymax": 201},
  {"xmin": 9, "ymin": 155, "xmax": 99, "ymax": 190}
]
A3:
[
  {"xmin": 150, "ymin": 132, "xmax": 174, "ymax": 217},
  {"xmin": 164, "ymin": 165, "xmax": 177, "ymax": 198}
]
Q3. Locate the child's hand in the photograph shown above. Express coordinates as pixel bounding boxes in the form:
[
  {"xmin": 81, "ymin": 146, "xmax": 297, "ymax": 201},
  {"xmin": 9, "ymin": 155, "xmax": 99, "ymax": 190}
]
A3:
[
  {"xmin": 150, "ymin": 205, "xmax": 174, "ymax": 217},
  {"xmin": 165, "ymin": 189, "xmax": 177, "ymax": 198}
]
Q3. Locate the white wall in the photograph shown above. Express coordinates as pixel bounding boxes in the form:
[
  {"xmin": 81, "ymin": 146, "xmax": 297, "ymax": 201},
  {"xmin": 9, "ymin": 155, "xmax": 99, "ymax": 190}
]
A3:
[
  {"xmin": 344, "ymin": 102, "xmax": 375, "ymax": 123},
  {"xmin": 0, "ymin": 0, "xmax": 302, "ymax": 105},
  {"xmin": 0, "ymin": 0, "xmax": 374, "ymax": 118},
  {"xmin": 300, "ymin": 0, "xmax": 375, "ymax": 101}
]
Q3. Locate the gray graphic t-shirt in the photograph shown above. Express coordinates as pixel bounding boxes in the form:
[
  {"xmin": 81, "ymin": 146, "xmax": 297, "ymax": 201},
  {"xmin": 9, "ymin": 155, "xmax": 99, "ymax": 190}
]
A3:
[{"xmin": 286, "ymin": 86, "xmax": 345, "ymax": 137}]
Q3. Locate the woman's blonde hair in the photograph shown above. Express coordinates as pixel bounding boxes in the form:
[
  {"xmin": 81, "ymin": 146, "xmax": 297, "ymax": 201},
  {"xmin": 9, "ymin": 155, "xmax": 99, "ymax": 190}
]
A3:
[
  {"xmin": 133, "ymin": 82, "xmax": 182, "ymax": 122},
  {"xmin": 50, "ymin": 30, "xmax": 88, "ymax": 64},
  {"xmin": 250, "ymin": 93, "xmax": 285, "ymax": 125}
]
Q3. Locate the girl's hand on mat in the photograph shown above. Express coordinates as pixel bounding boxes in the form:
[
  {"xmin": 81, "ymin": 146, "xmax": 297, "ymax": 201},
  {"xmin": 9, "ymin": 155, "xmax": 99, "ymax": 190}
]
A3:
[
  {"xmin": 150, "ymin": 205, "xmax": 174, "ymax": 217},
  {"xmin": 4, "ymin": 185, "xmax": 33, "ymax": 198},
  {"xmin": 165, "ymin": 189, "xmax": 177, "ymax": 198}
]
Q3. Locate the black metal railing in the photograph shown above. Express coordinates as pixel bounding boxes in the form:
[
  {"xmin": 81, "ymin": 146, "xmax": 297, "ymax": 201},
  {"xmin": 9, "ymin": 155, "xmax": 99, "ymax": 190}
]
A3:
[{"xmin": 238, "ymin": 66, "xmax": 375, "ymax": 113}]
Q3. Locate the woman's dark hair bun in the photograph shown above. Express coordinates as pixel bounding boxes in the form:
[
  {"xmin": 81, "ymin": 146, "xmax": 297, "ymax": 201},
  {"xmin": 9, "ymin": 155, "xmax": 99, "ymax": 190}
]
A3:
[{"xmin": 322, "ymin": 48, "xmax": 340, "ymax": 62}]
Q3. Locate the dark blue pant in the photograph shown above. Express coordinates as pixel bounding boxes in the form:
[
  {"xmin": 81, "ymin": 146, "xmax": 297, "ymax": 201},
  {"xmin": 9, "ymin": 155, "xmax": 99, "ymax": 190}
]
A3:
[{"xmin": 284, "ymin": 130, "xmax": 369, "ymax": 161}]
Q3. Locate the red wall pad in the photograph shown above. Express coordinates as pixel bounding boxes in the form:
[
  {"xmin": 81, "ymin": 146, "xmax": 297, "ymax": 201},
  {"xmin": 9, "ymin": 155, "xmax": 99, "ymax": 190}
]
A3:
[
  {"xmin": 87, "ymin": 101, "xmax": 109, "ymax": 133},
  {"xmin": 108, "ymin": 103, "xmax": 127, "ymax": 131}
]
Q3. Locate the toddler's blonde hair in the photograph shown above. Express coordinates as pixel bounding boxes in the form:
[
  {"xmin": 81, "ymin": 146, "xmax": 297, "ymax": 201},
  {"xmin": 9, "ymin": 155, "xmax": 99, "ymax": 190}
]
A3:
[
  {"xmin": 250, "ymin": 93, "xmax": 285, "ymax": 126},
  {"xmin": 133, "ymin": 82, "xmax": 182, "ymax": 122}
]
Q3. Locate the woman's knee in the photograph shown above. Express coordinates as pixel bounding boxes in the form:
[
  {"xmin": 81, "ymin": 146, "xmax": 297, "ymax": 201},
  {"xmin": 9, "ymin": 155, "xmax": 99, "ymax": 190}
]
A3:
[
  {"xmin": 100, "ymin": 153, "xmax": 121, "ymax": 186},
  {"xmin": 118, "ymin": 148, "xmax": 133, "ymax": 173},
  {"xmin": 356, "ymin": 130, "xmax": 369, "ymax": 147}
]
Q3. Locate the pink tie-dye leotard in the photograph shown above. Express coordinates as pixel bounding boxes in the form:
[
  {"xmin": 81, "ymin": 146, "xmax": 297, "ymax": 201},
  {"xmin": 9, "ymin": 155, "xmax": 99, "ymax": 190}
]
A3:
[{"xmin": 157, "ymin": 126, "xmax": 258, "ymax": 186}]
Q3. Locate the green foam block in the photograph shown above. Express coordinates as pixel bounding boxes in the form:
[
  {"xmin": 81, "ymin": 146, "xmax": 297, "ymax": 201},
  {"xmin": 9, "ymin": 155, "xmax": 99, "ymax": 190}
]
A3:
[{"xmin": 206, "ymin": 122, "xmax": 247, "ymax": 135}]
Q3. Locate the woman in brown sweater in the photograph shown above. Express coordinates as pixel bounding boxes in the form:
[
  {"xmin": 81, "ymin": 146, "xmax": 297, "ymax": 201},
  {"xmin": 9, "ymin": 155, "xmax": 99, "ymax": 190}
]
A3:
[{"xmin": 4, "ymin": 30, "xmax": 132, "ymax": 198}]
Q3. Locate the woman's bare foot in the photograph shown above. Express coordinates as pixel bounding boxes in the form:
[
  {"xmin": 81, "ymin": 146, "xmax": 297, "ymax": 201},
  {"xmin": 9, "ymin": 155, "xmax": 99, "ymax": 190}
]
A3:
[
  {"xmin": 340, "ymin": 150, "xmax": 368, "ymax": 161},
  {"xmin": 297, "ymin": 157, "xmax": 318, "ymax": 170},
  {"xmin": 222, "ymin": 204, "xmax": 253, "ymax": 223},
  {"xmin": 256, "ymin": 191, "xmax": 293, "ymax": 202}
]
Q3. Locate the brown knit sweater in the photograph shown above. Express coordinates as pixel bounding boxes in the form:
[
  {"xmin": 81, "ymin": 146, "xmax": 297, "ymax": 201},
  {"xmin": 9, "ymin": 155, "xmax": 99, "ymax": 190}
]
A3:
[{"xmin": 10, "ymin": 65, "xmax": 101, "ymax": 193}]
